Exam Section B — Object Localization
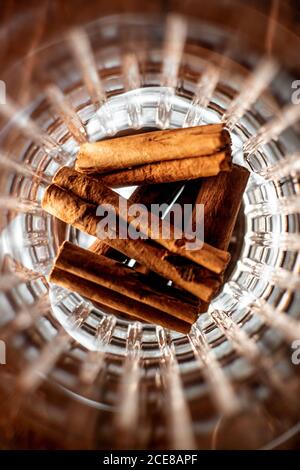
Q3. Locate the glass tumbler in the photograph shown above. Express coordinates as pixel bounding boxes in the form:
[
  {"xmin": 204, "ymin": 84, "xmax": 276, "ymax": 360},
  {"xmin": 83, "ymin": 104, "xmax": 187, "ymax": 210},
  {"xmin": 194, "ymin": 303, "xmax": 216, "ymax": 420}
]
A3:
[{"xmin": 0, "ymin": 0, "xmax": 300, "ymax": 450}]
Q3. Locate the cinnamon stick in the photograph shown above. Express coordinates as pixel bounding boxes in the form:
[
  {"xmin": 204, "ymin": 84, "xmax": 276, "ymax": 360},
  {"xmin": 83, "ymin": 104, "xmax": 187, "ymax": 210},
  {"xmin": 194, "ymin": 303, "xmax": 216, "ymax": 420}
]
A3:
[
  {"xmin": 52, "ymin": 167, "xmax": 230, "ymax": 275},
  {"xmin": 51, "ymin": 241, "xmax": 199, "ymax": 324},
  {"xmin": 75, "ymin": 124, "xmax": 231, "ymax": 174},
  {"xmin": 42, "ymin": 184, "xmax": 220, "ymax": 301},
  {"xmin": 192, "ymin": 164, "xmax": 250, "ymax": 250},
  {"xmin": 50, "ymin": 267, "xmax": 191, "ymax": 334},
  {"xmin": 188, "ymin": 164, "xmax": 250, "ymax": 313},
  {"xmin": 88, "ymin": 151, "xmax": 231, "ymax": 186}
]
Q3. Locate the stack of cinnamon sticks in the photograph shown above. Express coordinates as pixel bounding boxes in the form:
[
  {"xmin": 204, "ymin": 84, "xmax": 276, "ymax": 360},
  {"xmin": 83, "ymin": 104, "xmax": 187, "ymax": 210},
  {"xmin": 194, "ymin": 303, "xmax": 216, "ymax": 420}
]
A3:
[{"xmin": 42, "ymin": 124, "xmax": 249, "ymax": 334}]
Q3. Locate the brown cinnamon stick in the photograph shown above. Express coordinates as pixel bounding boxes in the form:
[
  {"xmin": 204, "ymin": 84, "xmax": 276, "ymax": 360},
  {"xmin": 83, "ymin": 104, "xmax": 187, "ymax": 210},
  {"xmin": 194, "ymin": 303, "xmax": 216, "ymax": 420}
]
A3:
[
  {"xmin": 88, "ymin": 151, "xmax": 231, "ymax": 186},
  {"xmin": 188, "ymin": 164, "xmax": 250, "ymax": 313},
  {"xmin": 192, "ymin": 164, "xmax": 250, "ymax": 251},
  {"xmin": 75, "ymin": 124, "xmax": 231, "ymax": 174},
  {"xmin": 42, "ymin": 184, "xmax": 220, "ymax": 301},
  {"xmin": 52, "ymin": 167, "xmax": 230, "ymax": 274},
  {"xmin": 50, "ymin": 267, "xmax": 191, "ymax": 334},
  {"xmin": 51, "ymin": 241, "xmax": 199, "ymax": 324}
]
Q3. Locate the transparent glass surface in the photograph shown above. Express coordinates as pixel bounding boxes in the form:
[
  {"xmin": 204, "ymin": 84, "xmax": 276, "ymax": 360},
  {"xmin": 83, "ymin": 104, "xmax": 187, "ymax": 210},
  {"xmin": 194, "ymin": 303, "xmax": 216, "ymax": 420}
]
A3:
[{"xmin": 0, "ymin": 2, "xmax": 300, "ymax": 449}]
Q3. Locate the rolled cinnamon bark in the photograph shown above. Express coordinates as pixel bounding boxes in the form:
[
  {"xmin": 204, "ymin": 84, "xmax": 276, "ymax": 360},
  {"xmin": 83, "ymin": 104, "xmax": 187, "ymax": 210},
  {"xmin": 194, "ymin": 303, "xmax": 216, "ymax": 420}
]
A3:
[
  {"xmin": 50, "ymin": 267, "xmax": 191, "ymax": 334},
  {"xmin": 192, "ymin": 164, "xmax": 250, "ymax": 250},
  {"xmin": 94, "ymin": 151, "xmax": 231, "ymax": 187},
  {"xmin": 52, "ymin": 167, "xmax": 230, "ymax": 275},
  {"xmin": 186, "ymin": 164, "xmax": 250, "ymax": 313},
  {"xmin": 42, "ymin": 184, "xmax": 220, "ymax": 301},
  {"xmin": 52, "ymin": 241, "xmax": 199, "ymax": 323},
  {"xmin": 75, "ymin": 124, "xmax": 231, "ymax": 174}
]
